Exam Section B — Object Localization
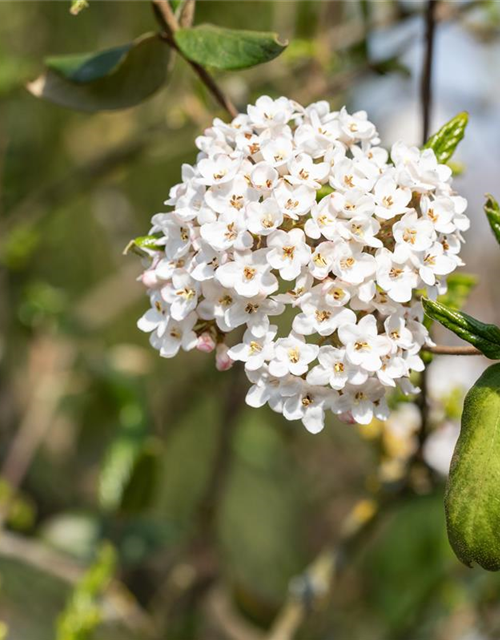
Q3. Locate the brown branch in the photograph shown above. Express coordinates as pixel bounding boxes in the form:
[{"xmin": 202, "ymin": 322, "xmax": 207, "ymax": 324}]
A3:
[
  {"xmin": 424, "ymin": 344, "xmax": 482, "ymax": 356},
  {"xmin": 152, "ymin": 0, "xmax": 239, "ymax": 120},
  {"xmin": 421, "ymin": 0, "xmax": 438, "ymax": 142}
]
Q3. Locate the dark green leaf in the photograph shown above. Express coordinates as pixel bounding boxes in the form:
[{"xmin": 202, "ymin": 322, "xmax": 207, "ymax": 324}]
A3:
[
  {"xmin": 27, "ymin": 33, "xmax": 170, "ymax": 112},
  {"xmin": 70, "ymin": 0, "xmax": 89, "ymax": 15},
  {"xmin": 445, "ymin": 363, "xmax": 500, "ymax": 570},
  {"xmin": 485, "ymin": 193, "xmax": 500, "ymax": 245},
  {"xmin": 174, "ymin": 24, "xmax": 287, "ymax": 70},
  {"xmin": 423, "ymin": 112, "xmax": 468, "ymax": 164},
  {"xmin": 422, "ymin": 297, "xmax": 500, "ymax": 359}
]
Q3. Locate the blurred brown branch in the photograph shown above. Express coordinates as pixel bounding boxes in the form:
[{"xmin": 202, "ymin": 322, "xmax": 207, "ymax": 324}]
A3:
[{"xmin": 152, "ymin": 0, "xmax": 239, "ymax": 119}]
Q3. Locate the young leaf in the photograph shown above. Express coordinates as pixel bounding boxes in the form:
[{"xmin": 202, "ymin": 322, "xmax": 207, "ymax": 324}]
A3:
[
  {"xmin": 27, "ymin": 33, "xmax": 170, "ymax": 112},
  {"xmin": 70, "ymin": 0, "xmax": 89, "ymax": 15},
  {"xmin": 422, "ymin": 298, "xmax": 500, "ymax": 359},
  {"xmin": 423, "ymin": 112, "xmax": 468, "ymax": 164},
  {"xmin": 123, "ymin": 234, "xmax": 162, "ymax": 256},
  {"xmin": 485, "ymin": 193, "xmax": 500, "ymax": 245},
  {"xmin": 445, "ymin": 363, "xmax": 500, "ymax": 570},
  {"xmin": 174, "ymin": 24, "xmax": 287, "ymax": 70}
]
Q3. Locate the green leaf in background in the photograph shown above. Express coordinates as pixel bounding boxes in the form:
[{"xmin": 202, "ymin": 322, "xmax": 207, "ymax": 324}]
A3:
[
  {"xmin": 56, "ymin": 542, "xmax": 116, "ymax": 640},
  {"xmin": 445, "ymin": 363, "xmax": 500, "ymax": 571},
  {"xmin": 70, "ymin": 0, "xmax": 89, "ymax": 15},
  {"xmin": 174, "ymin": 24, "xmax": 287, "ymax": 70},
  {"xmin": 485, "ymin": 193, "xmax": 500, "ymax": 245},
  {"xmin": 438, "ymin": 273, "xmax": 478, "ymax": 311},
  {"xmin": 27, "ymin": 33, "xmax": 170, "ymax": 112},
  {"xmin": 423, "ymin": 112, "xmax": 468, "ymax": 164},
  {"xmin": 422, "ymin": 298, "xmax": 500, "ymax": 359}
]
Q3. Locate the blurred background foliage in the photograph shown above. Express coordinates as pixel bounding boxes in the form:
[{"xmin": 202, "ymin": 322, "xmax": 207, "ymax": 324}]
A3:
[{"xmin": 1, "ymin": 1, "xmax": 500, "ymax": 639}]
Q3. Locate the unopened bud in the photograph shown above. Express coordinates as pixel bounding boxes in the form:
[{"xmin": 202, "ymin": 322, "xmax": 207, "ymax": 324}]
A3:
[
  {"xmin": 215, "ymin": 343, "xmax": 233, "ymax": 371},
  {"xmin": 197, "ymin": 332, "xmax": 216, "ymax": 353}
]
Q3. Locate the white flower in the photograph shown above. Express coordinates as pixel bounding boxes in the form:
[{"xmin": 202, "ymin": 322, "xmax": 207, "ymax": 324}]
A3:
[
  {"xmin": 306, "ymin": 346, "xmax": 367, "ymax": 389},
  {"xmin": 393, "ymin": 211, "xmax": 435, "ymax": 252},
  {"xmin": 376, "ymin": 248, "xmax": 419, "ymax": 303},
  {"xmin": 331, "ymin": 243, "xmax": 377, "ymax": 285},
  {"xmin": 268, "ymin": 333, "xmax": 319, "ymax": 377},
  {"xmin": 417, "ymin": 242, "xmax": 457, "ymax": 286},
  {"xmin": 286, "ymin": 153, "xmax": 329, "ymax": 188},
  {"xmin": 373, "ymin": 174, "xmax": 411, "ymax": 220},
  {"xmin": 293, "ymin": 290, "xmax": 356, "ymax": 337},
  {"xmin": 341, "ymin": 379, "xmax": 389, "ymax": 424},
  {"xmin": 205, "ymin": 174, "xmax": 259, "ymax": 215},
  {"xmin": 216, "ymin": 249, "xmax": 278, "ymax": 298},
  {"xmin": 250, "ymin": 161, "xmax": 279, "ymax": 191},
  {"xmin": 197, "ymin": 153, "xmax": 242, "ymax": 187},
  {"xmin": 274, "ymin": 180, "xmax": 316, "ymax": 219},
  {"xmin": 228, "ymin": 326, "xmax": 277, "ymax": 371},
  {"xmin": 247, "ymin": 95, "xmax": 294, "ymax": 129},
  {"xmin": 161, "ymin": 271, "xmax": 199, "ymax": 321},
  {"xmin": 267, "ymin": 229, "xmax": 311, "ymax": 280},
  {"xmin": 338, "ymin": 314, "xmax": 391, "ymax": 372},
  {"xmin": 200, "ymin": 210, "xmax": 253, "ymax": 253},
  {"xmin": 282, "ymin": 382, "xmax": 335, "ymax": 434},
  {"xmin": 246, "ymin": 198, "xmax": 283, "ymax": 236},
  {"xmin": 150, "ymin": 312, "xmax": 198, "ymax": 358},
  {"xmin": 245, "ymin": 366, "xmax": 300, "ymax": 412},
  {"xmin": 225, "ymin": 296, "xmax": 284, "ymax": 337}
]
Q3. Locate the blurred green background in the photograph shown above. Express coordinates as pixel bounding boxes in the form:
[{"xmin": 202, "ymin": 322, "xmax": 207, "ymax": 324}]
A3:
[{"xmin": 1, "ymin": 1, "xmax": 500, "ymax": 639}]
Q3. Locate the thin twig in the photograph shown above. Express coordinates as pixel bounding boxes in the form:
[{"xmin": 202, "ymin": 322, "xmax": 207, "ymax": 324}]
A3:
[
  {"xmin": 152, "ymin": 0, "xmax": 239, "ymax": 120},
  {"xmin": 424, "ymin": 344, "xmax": 482, "ymax": 356},
  {"xmin": 417, "ymin": 0, "xmax": 439, "ymax": 462}
]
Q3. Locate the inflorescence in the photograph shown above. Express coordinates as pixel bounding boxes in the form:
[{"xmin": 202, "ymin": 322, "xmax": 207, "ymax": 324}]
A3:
[{"xmin": 135, "ymin": 97, "xmax": 469, "ymax": 432}]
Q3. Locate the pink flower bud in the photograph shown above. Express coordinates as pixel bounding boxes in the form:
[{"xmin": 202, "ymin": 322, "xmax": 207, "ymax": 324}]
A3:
[
  {"xmin": 338, "ymin": 411, "xmax": 356, "ymax": 425},
  {"xmin": 196, "ymin": 332, "xmax": 216, "ymax": 353},
  {"xmin": 141, "ymin": 269, "xmax": 160, "ymax": 288},
  {"xmin": 215, "ymin": 343, "xmax": 233, "ymax": 371}
]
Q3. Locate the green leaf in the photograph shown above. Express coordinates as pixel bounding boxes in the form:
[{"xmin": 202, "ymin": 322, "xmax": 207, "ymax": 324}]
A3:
[
  {"xmin": 445, "ymin": 363, "xmax": 500, "ymax": 570},
  {"xmin": 27, "ymin": 33, "xmax": 170, "ymax": 112},
  {"xmin": 316, "ymin": 184, "xmax": 334, "ymax": 202},
  {"xmin": 174, "ymin": 24, "xmax": 287, "ymax": 70},
  {"xmin": 423, "ymin": 112, "xmax": 468, "ymax": 164},
  {"xmin": 123, "ymin": 233, "xmax": 162, "ymax": 256},
  {"xmin": 485, "ymin": 193, "xmax": 500, "ymax": 245},
  {"xmin": 56, "ymin": 542, "xmax": 116, "ymax": 640},
  {"xmin": 438, "ymin": 273, "xmax": 478, "ymax": 311},
  {"xmin": 422, "ymin": 298, "xmax": 500, "ymax": 359},
  {"xmin": 70, "ymin": 0, "xmax": 89, "ymax": 15},
  {"xmin": 99, "ymin": 397, "xmax": 148, "ymax": 512}
]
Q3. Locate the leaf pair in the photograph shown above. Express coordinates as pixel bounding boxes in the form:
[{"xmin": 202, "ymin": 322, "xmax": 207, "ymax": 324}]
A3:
[{"xmin": 27, "ymin": 23, "xmax": 287, "ymax": 112}]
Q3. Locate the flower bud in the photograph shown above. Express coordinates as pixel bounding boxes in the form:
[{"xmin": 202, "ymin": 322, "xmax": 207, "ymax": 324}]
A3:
[
  {"xmin": 197, "ymin": 332, "xmax": 216, "ymax": 353},
  {"xmin": 141, "ymin": 269, "xmax": 160, "ymax": 289},
  {"xmin": 215, "ymin": 343, "xmax": 233, "ymax": 371}
]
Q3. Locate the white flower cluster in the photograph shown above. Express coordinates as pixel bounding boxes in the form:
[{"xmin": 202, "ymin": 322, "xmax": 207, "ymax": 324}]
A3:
[{"xmin": 135, "ymin": 97, "xmax": 469, "ymax": 433}]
